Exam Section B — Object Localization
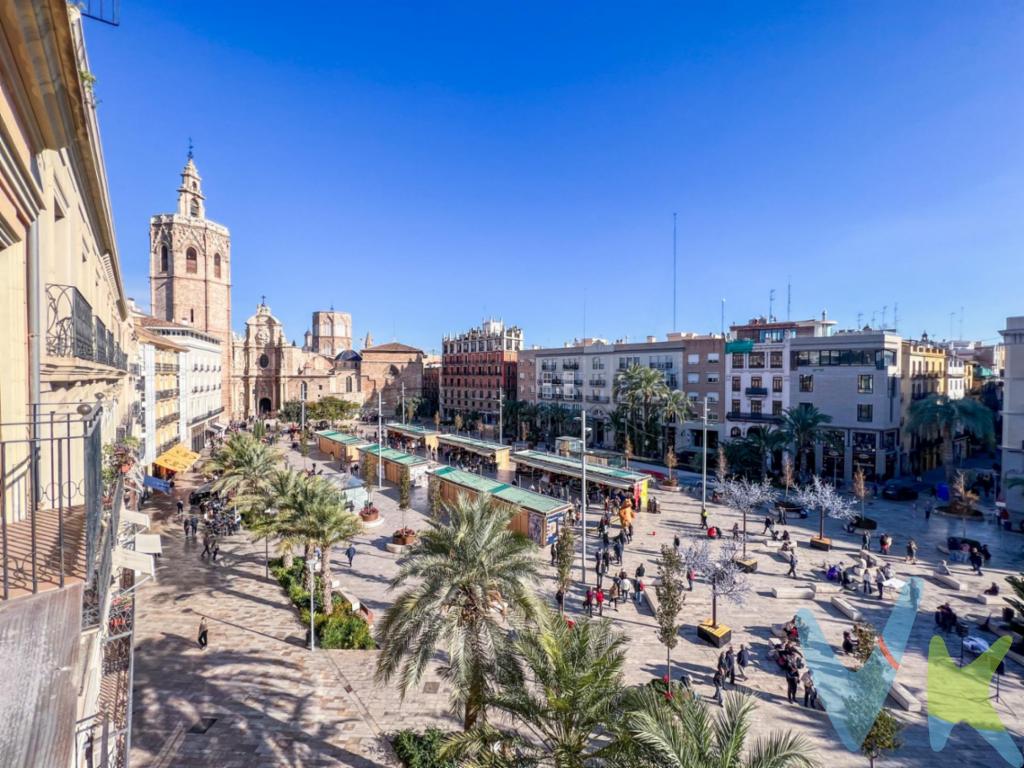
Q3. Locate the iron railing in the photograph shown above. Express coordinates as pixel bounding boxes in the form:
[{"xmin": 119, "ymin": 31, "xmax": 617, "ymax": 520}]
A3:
[{"xmin": 46, "ymin": 284, "xmax": 127, "ymax": 370}]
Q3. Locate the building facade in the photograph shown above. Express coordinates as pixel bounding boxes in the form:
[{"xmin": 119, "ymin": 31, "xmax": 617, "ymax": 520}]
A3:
[
  {"xmin": 303, "ymin": 309, "xmax": 352, "ymax": 356},
  {"xmin": 1000, "ymin": 317, "xmax": 1024, "ymax": 518},
  {"xmin": 149, "ymin": 156, "xmax": 233, "ymax": 415},
  {"xmin": 788, "ymin": 331, "xmax": 902, "ymax": 483},
  {"xmin": 422, "ymin": 355, "xmax": 440, "ymax": 417},
  {"xmin": 441, "ymin": 320, "xmax": 523, "ymax": 425},
  {"xmin": 900, "ymin": 336, "xmax": 948, "ymax": 475},
  {"xmin": 725, "ymin": 316, "xmax": 836, "ymax": 439},
  {"xmin": 135, "ymin": 326, "xmax": 185, "ymax": 466}
]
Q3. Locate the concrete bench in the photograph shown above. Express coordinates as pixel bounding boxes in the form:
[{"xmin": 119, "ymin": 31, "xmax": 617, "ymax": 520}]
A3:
[
  {"xmin": 933, "ymin": 573, "xmax": 964, "ymax": 591},
  {"xmin": 643, "ymin": 589, "xmax": 661, "ymax": 615},
  {"xmin": 888, "ymin": 681, "xmax": 922, "ymax": 712},
  {"xmin": 830, "ymin": 595, "xmax": 863, "ymax": 622},
  {"xmin": 338, "ymin": 590, "xmax": 361, "ymax": 612},
  {"xmin": 1006, "ymin": 649, "xmax": 1024, "ymax": 669},
  {"xmin": 975, "ymin": 593, "xmax": 1003, "ymax": 605},
  {"xmin": 771, "ymin": 586, "xmax": 815, "ymax": 599},
  {"xmin": 813, "ymin": 582, "xmax": 842, "ymax": 596},
  {"xmin": 858, "ymin": 549, "xmax": 879, "ymax": 566}
]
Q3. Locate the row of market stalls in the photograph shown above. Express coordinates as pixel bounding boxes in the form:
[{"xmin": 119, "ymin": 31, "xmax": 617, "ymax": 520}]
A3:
[
  {"xmin": 430, "ymin": 465, "xmax": 570, "ymax": 545},
  {"xmin": 315, "ymin": 429, "xmax": 367, "ymax": 464},
  {"xmin": 384, "ymin": 423, "xmax": 439, "ymax": 454},
  {"xmin": 510, "ymin": 449, "xmax": 651, "ymax": 511},
  {"xmin": 357, "ymin": 443, "xmax": 431, "ymax": 485}
]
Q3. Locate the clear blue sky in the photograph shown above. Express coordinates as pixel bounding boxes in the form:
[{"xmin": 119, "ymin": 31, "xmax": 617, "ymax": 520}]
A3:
[{"xmin": 86, "ymin": 1, "xmax": 1023, "ymax": 352}]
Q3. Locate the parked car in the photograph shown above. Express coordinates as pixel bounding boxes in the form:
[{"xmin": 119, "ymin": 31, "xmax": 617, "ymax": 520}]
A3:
[
  {"xmin": 882, "ymin": 482, "xmax": 918, "ymax": 501},
  {"xmin": 189, "ymin": 482, "xmax": 218, "ymax": 507}
]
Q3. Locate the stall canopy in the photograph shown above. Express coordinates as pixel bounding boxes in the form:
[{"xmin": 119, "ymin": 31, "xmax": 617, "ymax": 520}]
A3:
[
  {"xmin": 433, "ymin": 466, "xmax": 567, "ymax": 515},
  {"xmin": 153, "ymin": 444, "xmax": 201, "ymax": 473},
  {"xmin": 511, "ymin": 449, "xmax": 649, "ymax": 491},
  {"xmin": 385, "ymin": 423, "xmax": 439, "ymax": 439},
  {"xmin": 437, "ymin": 433, "xmax": 508, "ymax": 458},
  {"xmin": 357, "ymin": 443, "xmax": 429, "ymax": 467},
  {"xmin": 316, "ymin": 429, "xmax": 366, "ymax": 446}
]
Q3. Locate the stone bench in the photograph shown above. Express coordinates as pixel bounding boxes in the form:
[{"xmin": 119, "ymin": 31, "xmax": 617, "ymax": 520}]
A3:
[
  {"xmin": 975, "ymin": 593, "xmax": 1003, "ymax": 605},
  {"xmin": 888, "ymin": 681, "xmax": 922, "ymax": 712},
  {"xmin": 771, "ymin": 586, "xmax": 815, "ymax": 599},
  {"xmin": 643, "ymin": 588, "xmax": 660, "ymax": 615},
  {"xmin": 830, "ymin": 595, "xmax": 863, "ymax": 622},
  {"xmin": 1006, "ymin": 649, "xmax": 1024, "ymax": 669},
  {"xmin": 812, "ymin": 582, "xmax": 842, "ymax": 596},
  {"xmin": 933, "ymin": 573, "xmax": 964, "ymax": 591},
  {"xmin": 338, "ymin": 590, "xmax": 361, "ymax": 612}
]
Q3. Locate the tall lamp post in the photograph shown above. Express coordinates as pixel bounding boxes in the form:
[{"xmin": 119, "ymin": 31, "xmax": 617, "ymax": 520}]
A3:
[
  {"xmin": 580, "ymin": 410, "xmax": 589, "ymax": 584},
  {"xmin": 701, "ymin": 396, "xmax": 709, "ymax": 514},
  {"xmin": 308, "ymin": 556, "xmax": 320, "ymax": 650},
  {"xmin": 377, "ymin": 390, "xmax": 383, "ymax": 491},
  {"xmin": 300, "ymin": 382, "xmax": 308, "ymax": 468}
]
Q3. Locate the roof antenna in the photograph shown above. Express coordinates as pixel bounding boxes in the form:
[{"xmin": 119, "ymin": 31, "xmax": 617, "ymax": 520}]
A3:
[
  {"xmin": 187, "ymin": 136, "xmax": 194, "ymax": 160},
  {"xmin": 769, "ymin": 288, "xmax": 776, "ymax": 321},
  {"xmin": 786, "ymin": 277, "xmax": 791, "ymax": 321}
]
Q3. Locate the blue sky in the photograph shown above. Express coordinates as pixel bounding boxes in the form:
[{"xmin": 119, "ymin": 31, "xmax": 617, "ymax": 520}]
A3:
[{"xmin": 86, "ymin": 1, "xmax": 1023, "ymax": 352}]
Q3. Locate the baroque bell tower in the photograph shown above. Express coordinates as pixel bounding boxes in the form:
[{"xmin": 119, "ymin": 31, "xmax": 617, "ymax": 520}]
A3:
[{"xmin": 149, "ymin": 151, "xmax": 234, "ymax": 414}]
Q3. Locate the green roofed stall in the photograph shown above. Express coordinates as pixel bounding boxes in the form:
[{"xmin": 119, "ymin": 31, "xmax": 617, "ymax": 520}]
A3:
[
  {"xmin": 431, "ymin": 465, "xmax": 570, "ymax": 545},
  {"xmin": 385, "ymin": 422, "xmax": 440, "ymax": 452},
  {"xmin": 357, "ymin": 443, "xmax": 430, "ymax": 485},
  {"xmin": 510, "ymin": 449, "xmax": 650, "ymax": 509},
  {"xmin": 437, "ymin": 433, "xmax": 513, "ymax": 469},
  {"xmin": 315, "ymin": 430, "xmax": 368, "ymax": 463}
]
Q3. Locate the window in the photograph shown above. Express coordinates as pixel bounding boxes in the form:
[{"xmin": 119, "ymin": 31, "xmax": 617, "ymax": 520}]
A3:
[
  {"xmin": 160, "ymin": 244, "xmax": 168, "ymax": 272},
  {"xmin": 749, "ymin": 352, "xmax": 765, "ymax": 369},
  {"xmin": 707, "ymin": 352, "xmax": 720, "ymax": 364},
  {"xmin": 731, "ymin": 376, "xmax": 741, "ymax": 392},
  {"xmin": 190, "ymin": 198, "xmax": 200, "ymax": 217},
  {"xmin": 259, "ymin": 353, "xmax": 269, "ymax": 369},
  {"xmin": 799, "ymin": 374, "xmax": 813, "ymax": 392},
  {"xmin": 772, "ymin": 376, "xmax": 783, "ymax": 392},
  {"xmin": 751, "ymin": 400, "xmax": 762, "ymax": 415},
  {"xmin": 731, "ymin": 398, "xmax": 741, "ymax": 413},
  {"xmin": 770, "ymin": 351, "xmax": 783, "ymax": 368},
  {"xmin": 751, "ymin": 376, "xmax": 762, "ymax": 388},
  {"xmin": 706, "ymin": 372, "xmax": 720, "ymax": 384},
  {"xmin": 346, "ymin": 377, "xmax": 353, "ymax": 393},
  {"xmin": 687, "ymin": 353, "xmax": 699, "ymax": 364},
  {"xmin": 857, "ymin": 404, "xmax": 873, "ymax": 422},
  {"xmin": 772, "ymin": 400, "xmax": 783, "ymax": 416},
  {"xmin": 186, "ymin": 247, "xmax": 198, "ymax": 273},
  {"xmin": 706, "ymin": 392, "xmax": 719, "ymax": 403},
  {"xmin": 731, "ymin": 427, "xmax": 742, "ymax": 437},
  {"xmin": 687, "ymin": 373, "xmax": 699, "ymax": 384},
  {"xmin": 189, "ymin": 308, "xmax": 194, "ymax": 323},
  {"xmin": 858, "ymin": 374, "xmax": 874, "ymax": 394},
  {"xmin": 214, "ymin": 253, "xmax": 222, "ymax": 278},
  {"xmin": 732, "ymin": 353, "xmax": 745, "ymax": 369}
]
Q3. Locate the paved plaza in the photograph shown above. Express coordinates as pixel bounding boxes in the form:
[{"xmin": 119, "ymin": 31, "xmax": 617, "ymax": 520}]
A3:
[{"xmin": 130, "ymin": 439, "xmax": 1024, "ymax": 767}]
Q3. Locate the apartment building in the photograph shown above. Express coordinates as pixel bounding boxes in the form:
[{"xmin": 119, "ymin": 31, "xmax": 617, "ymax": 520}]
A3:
[
  {"xmin": 725, "ymin": 315, "xmax": 836, "ymax": 438},
  {"xmin": 667, "ymin": 333, "xmax": 726, "ymax": 468},
  {"xmin": 788, "ymin": 331, "xmax": 902, "ymax": 483},
  {"xmin": 900, "ymin": 335, "xmax": 948, "ymax": 475},
  {"xmin": 441, "ymin": 320, "xmax": 523, "ymax": 426},
  {"xmin": 135, "ymin": 327, "xmax": 185, "ymax": 468},
  {"xmin": 999, "ymin": 317, "xmax": 1024, "ymax": 518},
  {"xmin": 947, "ymin": 355, "xmax": 967, "ymax": 400},
  {"xmin": 0, "ymin": 4, "xmax": 151, "ymax": 767}
]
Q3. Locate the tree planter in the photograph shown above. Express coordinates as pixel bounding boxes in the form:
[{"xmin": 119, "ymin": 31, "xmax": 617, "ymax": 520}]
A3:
[
  {"xmin": 810, "ymin": 536, "xmax": 832, "ymax": 551},
  {"xmin": 392, "ymin": 528, "xmax": 417, "ymax": 546},
  {"xmin": 697, "ymin": 619, "xmax": 732, "ymax": 647},
  {"xmin": 851, "ymin": 516, "xmax": 877, "ymax": 530},
  {"xmin": 734, "ymin": 556, "xmax": 758, "ymax": 573},
  {"xmin": 359, "ymin": 507, "xmax": 380, "ymax": 523}
]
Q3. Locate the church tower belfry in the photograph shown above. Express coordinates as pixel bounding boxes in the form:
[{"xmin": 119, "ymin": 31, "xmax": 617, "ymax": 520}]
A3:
[{"xmin": 149, "ymin": 152, "xmax": 234, "ymax": 414}]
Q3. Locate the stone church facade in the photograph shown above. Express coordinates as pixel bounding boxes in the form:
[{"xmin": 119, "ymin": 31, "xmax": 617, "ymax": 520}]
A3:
[{"xmin": 149, "ymin": 156, "xmax": 232, "ymax": 414}]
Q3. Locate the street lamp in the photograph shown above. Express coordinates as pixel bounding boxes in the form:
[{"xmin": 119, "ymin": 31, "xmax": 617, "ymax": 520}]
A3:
[
  {"xmin": 701, "ymin": 396, "xmax": 709, "ymax": 514},
  {"xmin": 573, "ymin": 410, "xmax": 593, "ymax": 585},
  {"xmin": 307, "ymin": 556, "xmax": 320, "ymax": 651}
]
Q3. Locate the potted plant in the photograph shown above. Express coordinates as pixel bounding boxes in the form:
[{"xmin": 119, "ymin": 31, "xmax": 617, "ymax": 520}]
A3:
[
  {"xmin": 359, "ymin": 502, "xmax": 380, "ymax": 522},
  {"xmin": 392, "ymin": 527, "xmax": 417, "ymax": 546}
]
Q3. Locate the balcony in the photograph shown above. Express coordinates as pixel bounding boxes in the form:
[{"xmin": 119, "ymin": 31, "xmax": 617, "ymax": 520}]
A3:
[
  {"xmin": 649, "ymin": 362, "xmax": 673, "ymax": 371},
  {"xmin": 156, "ymin": 388, "xmax": 179, "ymax": 401},
  {"xmin": 726, "ymin": 411, "xmax": 783, "ymax": 424},
  {"xmin": 745, "ymin": 387, "xmax": 768, "ymax": 397},
  {"xmin": 45, "ymin": 284, "xmax": 127, "ymax": 371},
  {"xmin": 589, "ymin": 379, "xmax": 607, "ymax": 387},
  {"xmin": 156, "ymin": 413, "xmax": 179, "ymax": 428},
  {"xmin": 189, "ymin": 406, "xmax": 225, "ymax": 426},
  {"xmin": 541, "ymin": 363, "xmax": 558, "ymax": 372},
  {"xmin": 155, "ymin": 363, "xmax": 179, "ymax": 374},
  {"xmin": 562, "ymin": 363, "xmax": 579, "ymax": 370},
  {"xmin": 586, "ymin": 394, "xmax": 611, "ymax": 404}
]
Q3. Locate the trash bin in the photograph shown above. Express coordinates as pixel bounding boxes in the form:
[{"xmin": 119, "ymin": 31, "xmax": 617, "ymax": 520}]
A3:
[{"xmin": 1003, "ymin": 607, "xmax": 1015, "ymax": 623}]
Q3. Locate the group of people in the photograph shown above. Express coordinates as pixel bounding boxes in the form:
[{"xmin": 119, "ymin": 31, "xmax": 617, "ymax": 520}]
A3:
[
  {"xmin": 709, "ymin": 644, "xmax": 750, "ymax": 704},
  {"xmin": 575, "ymin": 564, "xmax": 648, "ymax": 616},
  {"xmin": 177, "ymin": 495, "xmax": 241, "ymax": 564}
]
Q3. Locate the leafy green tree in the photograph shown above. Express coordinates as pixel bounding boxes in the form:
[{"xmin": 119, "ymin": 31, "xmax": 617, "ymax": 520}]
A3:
[
  {"xmin": 614, "ymin": 687, "xmax": 819, "ymax": 768},
  {"xmin": 309, "ymin": 396, "xmax": 360, "ymax": 424},
  {"xmin": 245, "ymin": 468, "xmax": 305, "ymax": 569},
  {"xmin": 278, "ymin": 401, "xmax": 303, "ymax": 422},
  {"xmin": 375, "ymin": 493, "xmax": 542, "ymax": 730},
  {"xmin": 209, "ymin": 433, "xmax": 281, "ymax": 512},
  {"xmin": 659, "ymin": 390, "xmax": 692, "ymax": 458},
  {"xmin": 399, "ymin": 469, "xmax": 411, "ymax": 510},
  {"xmin": 443, "ymin": 608, "xmax": 627, "ymax": 766},
  {"xmin": 906, "ymin": 394, "xmax": 994, "ymax": 482},
  {"xmin": 782, "ymin": 404, "xmax": 833, "ymax": 476},
  {"xmin": 745, "ymin": 426, "xmax": 787, "ymax": 478},
  {"xmin": 1006, "ymin": 570, "xmax": 1024, "ymax": 637},
  {"xmin": 862, "ymin": 709, "xmax": 902, "ymax": 768},
  {"xmin": 654, "ymin": 546, "xmax": 686, "ymax": 678},
  {"xmin": 615, "ymin": 364, "xmax": 669, "ymax": 457},
  {"xmin": 554, "ymin": 524, "xmax": 576, "ymax": 614}
]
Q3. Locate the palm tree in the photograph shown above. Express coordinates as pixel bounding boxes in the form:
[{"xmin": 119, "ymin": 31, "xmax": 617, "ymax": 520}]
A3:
[
  {"xmin": 906, "ymin": 394, "xmax": 994, "ymax": 482},
  {"xmin": 659, "ymin": 390, "xmax": 692, "ymax": 458},
  {"xmin": 548, "ymin": 404, "xmax": 572, "ymax": 445},
  {"xmin": 615, "ymin": 364, "xmax": 668, "ymax": 457},
  {"xmin": 444, "ymin": 609, "xmax": 627, "ymax": 765},
  {"xmin": 781, "ymin": 405, "xmax": 832, "ymax": 477},
  {"xmin": 209, "ymin": 432, "xmax": 281, "ymax": 510},
  {"xmin": 375, "ymin": 493, "xmax": 542, "ymax": 730},
  {"xmin": 615, "ymin": 688, "xmax": 819, "ymax": 768},
  {"xmin": 745, "ymin": 427, "xmax": 787, "ymax": 478},
  {"xmin": 293, "ymin": 476, "xmax": 362, "ymax": 613},
  {"xmin": 246, "ymin": 468, "xmax": 305, "ymax": 569}
]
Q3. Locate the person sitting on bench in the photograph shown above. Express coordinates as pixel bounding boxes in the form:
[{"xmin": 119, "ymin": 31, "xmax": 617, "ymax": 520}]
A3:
[{"xmin": 984, "ymin": 582, "xmax": 999, "ymax": 596}]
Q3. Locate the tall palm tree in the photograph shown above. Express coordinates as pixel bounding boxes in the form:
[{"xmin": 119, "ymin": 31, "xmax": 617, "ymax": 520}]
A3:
[
  {"xmin": 615, "ymin": 364, "xmax": 669, "ymax": 458},
  {"xmin": 246, "ymin": 468, "xmax": 305, "ymax": 569},
  {"xmin": 375, "ymin": 493, "xmax": 542, "ymax": 730},
  {"xmin": 659, "ymin": 390, "xmax": 692, "ymax": 458},
  {"xmin": 745, "ymin": 427, "xmax": 787, "ymax": 478},
  {"xmin": 209, "ymin": 432, "xmax": 281, "ymax": 510},
  {"xmin": 781, "ymin": 405, "xmax": 832, "ymax": 477},
  {"xmin": 615, "ymin": 688, "xmax": 819, "ymax": 768},
  {"xmin": 444, "ymin": 610, "xmax": 627, "ymax": 766},
  {"xmin": 906, "ymin": 394, "xmax": 994, "ymax": 482},
  {"xmin": 548, "ymin": 404, "xmax": 572, "ymax": 445}
]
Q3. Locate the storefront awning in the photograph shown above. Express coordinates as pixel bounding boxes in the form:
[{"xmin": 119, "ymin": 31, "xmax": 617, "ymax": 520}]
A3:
[{"xmin": 153, "ymin": 443, "xmax": 201, "ymax": 474}]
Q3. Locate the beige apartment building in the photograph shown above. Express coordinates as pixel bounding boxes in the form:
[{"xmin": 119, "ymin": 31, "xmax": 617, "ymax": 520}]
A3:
[
  {"xmin": 1, "ymin": 4, "xmax": 151, "ymax": 768},
  {"xmin": 900, "ymin": 335, "xmax": 948, "ymax": 475},
  {"xmin": 1000, "ymin": 317, "xmax": 1024, "ymax": 518}
]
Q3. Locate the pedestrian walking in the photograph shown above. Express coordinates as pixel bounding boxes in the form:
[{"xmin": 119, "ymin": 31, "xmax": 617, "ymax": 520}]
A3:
[
  {"xmin": 686, "ymin": 567, "xmax": 695, "ymax": 591},
  {"xmin": 700, "ymin": 509, "xmax": 709, "ymax": 529},
  {"xmin": 712, "ymin": 668, "xmax": 724, "ymax": 706},
  {"xmin": 763, "ymin": 515, "xmax": 774, "ymax": 535},
  {"xmin": 550, "ymin": 538, "xmax": 558, "ymax": 566},
  {"xmin": 732, "ymin": 522, "xmax": 740, "ymax": 540},
  {"xmin": 177, "ymin": 498, "xmax": 184, "ymax": 517},
  {"xmin": 614, "ymin": 538, "xmax": 624, "ymax": 566},
  {"xmin": 555, "ymin": 588, "xmax": 565, "ymax": 612},
  {"xmin": 596, "ymin": 569, "xmax": 604, "ymax": 590},
  {"xmin": 584, "ymin": 587, "xmax": 594, "ymax": 617},
  {"xmin": 190, "ymin": 515, "xmax": 199, "ymax": 538},
  {"xmin": 609, "ymin": 581, "xmax": 620, "ymax": 611},
  {"xmin": 862, "ymin": 567, "xmax": 873, "ymax": 595},
  {"xmin": 802, "ymin": 671, "xmax": 817, "ymax": 708},
  {"xmin": 346, "ymin": 543, "xmax": 356, "ymax": 568},
  {"xmin": 875, "ymin": 570, "xmax": 885, "ymax": 599},
  {"xmin": 596, "ymin": 588, "xmax": 605, "ymax": 616},
  {"xmin": 673, "ymin": 533, "xmax": 681, "ymax": 554},
  {"xmin": 635, "ymin": 578, "xmax": 645, "ymax": 605},
  {"xmin": 787, "ymin": 552, "xmax": 798, "ymax": 578},
  {"xmin": 635, "ymin": 562, "xmax": 646, "ymax": 581},
  {"xmin": 861, "ymin": 531, "xmax": 871, "ymax": 551},
  {"xmin": 925, "ymin": 504, "xmax": 932, "ymax": 522},
  {"xmin": 197, "ymin": 616, "xmax": 208, "ymax": 649},
  {"xmin": 602, "ymin": 550, "xmax": 610, "ymax": 573},
  {"xmin": 970, "ymin": 548, "xmax": 984, "ymax": 576},
  {"xmin": 182, "ymin": 516, "xmax": 191, "ymax": 538},
  {"xmin": 201, "ymin": 532, "xmax": 213, "ymax": 559},
  {"xmin": 906, "ymin": 538, "xmax": 918, "ymax": 564},
  {"xmin": 737, "ymin": 644, "xmax": 750, "ymax": 680},
  {"xmin": 627, "ymin": 522, "xmax": 634, "ymax": 542},
  {"xmin": 725, "ymin": 646, "xmax": 736, "ymax": 685}
]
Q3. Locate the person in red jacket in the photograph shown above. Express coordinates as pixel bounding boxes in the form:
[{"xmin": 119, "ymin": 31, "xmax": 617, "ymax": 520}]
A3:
[{"xmin": 595, "ymin": 588, "xmax": 605, "ymax": 616}]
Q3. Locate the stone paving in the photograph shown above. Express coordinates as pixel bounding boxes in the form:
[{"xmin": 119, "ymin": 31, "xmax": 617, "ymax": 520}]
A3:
[{"xmin": 131, "ymin": 439, "xmax": 1024, "ymax": 767}]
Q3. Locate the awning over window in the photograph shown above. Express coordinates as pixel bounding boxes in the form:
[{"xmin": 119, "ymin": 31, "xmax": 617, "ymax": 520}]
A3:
[
  {"xmin": 153, "ymin": 443, "xmax": 200, "ymax": 473},
  {"xmin": 725, "ymin": 339, "xmax": 754, "ymax": 353}
]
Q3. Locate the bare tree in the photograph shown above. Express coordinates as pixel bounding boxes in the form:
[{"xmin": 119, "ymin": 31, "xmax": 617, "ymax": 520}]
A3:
[
  {"xmin": 782, "ymin": 454, "xmax": 794, "ymax": 499},
  {"xmin": 721, "ymin": 478, "xmax": 777, "ymax": 558},
  {"xmin": 680, "ymin": 538, "xmax": 749, "ymax": 629},
  {"xmin": 852, "ymin": 467, "xmax": 867, "ymax": 521},
  {"xmin": 794, "ymin": 475, "xmax": 856, "ymax": 542}
]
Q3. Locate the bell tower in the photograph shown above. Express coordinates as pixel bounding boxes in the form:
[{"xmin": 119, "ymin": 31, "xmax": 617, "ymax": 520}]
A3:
[{"xmin": 149, "ymin": 151, "xmax": 234, "ymax": 414}]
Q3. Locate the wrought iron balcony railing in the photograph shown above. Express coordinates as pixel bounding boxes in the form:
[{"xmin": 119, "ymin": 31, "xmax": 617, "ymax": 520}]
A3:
[{"xmin": 46, "ymin": 284, "xmax": 127, "ymax": 371}]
